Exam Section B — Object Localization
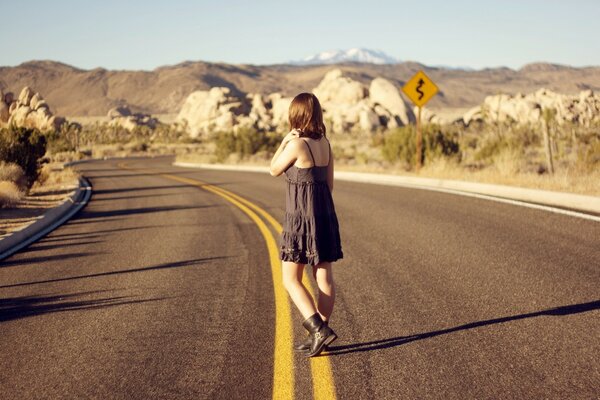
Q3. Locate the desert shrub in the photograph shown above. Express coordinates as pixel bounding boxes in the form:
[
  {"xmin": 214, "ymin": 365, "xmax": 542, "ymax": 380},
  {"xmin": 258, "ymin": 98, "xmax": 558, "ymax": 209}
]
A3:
[
  {"xmin": 214, "ymin": 131, "xmax": 236, "ymax": 162},
  {"xmin": 423, "ymin": 127, "xmax": 461, "ymax": 160},
  {"xmin": 124, "ymin": 140, "xmax": 149, "ymax": 152},
  {"xmin": 381, "ymin": 126, "xmax": 415, "ymax": 165},
  {"xmin": 473, "ymin": 125, "xmax": 538, "ymax": 163},
  {"xmin": 575, "ymin": 133, "xmax": 600, "ymax": 171},
  {"xmin": 75, "ymin": 122, "xmax": 190, "ymax": 147},
  {"xmin": 47, "ymin": 132, "xmax": 76, "ymax": 153},
  {"xmin": 381, "ymin": 125, "xmax": 460, "ymax": 167},
  {"xmin": 0, "ymin": 181, "xmax": 23, "ymax": 208},
  {"xmin": 0, "ymin": 127, "xmax": 47, "ymax": 188},
  {"xmin": 0, "ymin": 162, "xmax": 27, "ymax": 191},
  {"xmin": 213, "ymin": 127, "xmax": 280, "ymax": 162},
  {"xmin": 44, "ymin": 122, "xmax": 82, "ymax": 154}
]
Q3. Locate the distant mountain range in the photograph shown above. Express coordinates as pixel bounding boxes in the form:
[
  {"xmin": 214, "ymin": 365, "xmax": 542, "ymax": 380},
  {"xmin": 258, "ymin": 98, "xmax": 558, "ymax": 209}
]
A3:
[
  {"xmin": 292, "ymin": 48, "xmax": 398, "ymax": 65},
  {"xmin": 1, "ymin": 59, "xmax": 599, "ymax": 117}
]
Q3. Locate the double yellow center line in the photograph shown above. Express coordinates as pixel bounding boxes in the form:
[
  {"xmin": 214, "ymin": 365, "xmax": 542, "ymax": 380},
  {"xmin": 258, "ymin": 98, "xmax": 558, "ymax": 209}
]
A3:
[{"xmin": 117, "ymin": 162, "xmax": 336, "ymax": 400}]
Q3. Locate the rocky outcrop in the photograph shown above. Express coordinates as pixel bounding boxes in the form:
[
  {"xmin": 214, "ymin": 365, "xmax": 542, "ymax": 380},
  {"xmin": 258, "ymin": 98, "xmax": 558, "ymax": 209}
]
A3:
[
  {"xmin": 175, "ymin": 87, "xmax": 251, "ymax": 137},
  {"xmin": 0, "ymin": 87, "xmax": 66, "ymax": 131},
  {"xmin": 462, "ymin": 89, "xmax": 600, "ymax": 126},
  {"xmin": 313, "ymin": 70, "xmax": 415, "ymax": 133},
  {"xmin": 411, "ymin": 106, "xmax": 445, "ymax": 125},
  {"xmin": 369, "ymin": 78, "xmax": 414, "ymax": 126},
  {"xmin": 313, "ymin": 69, "xmax": 367, "ymax": 105},
  {"xmin": 176, "ymin": 69, "xmax": 416, "ymax": 137},
  {"xmin": 107, "ymin": 105, "xmax": 158, "ymax": 130}
]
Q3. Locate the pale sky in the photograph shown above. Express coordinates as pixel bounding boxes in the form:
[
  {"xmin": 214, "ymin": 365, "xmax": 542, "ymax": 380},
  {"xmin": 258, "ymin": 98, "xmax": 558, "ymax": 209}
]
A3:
[{"xmin": 1, "ymin": 0, "xmax": 598, "ymax": 70}]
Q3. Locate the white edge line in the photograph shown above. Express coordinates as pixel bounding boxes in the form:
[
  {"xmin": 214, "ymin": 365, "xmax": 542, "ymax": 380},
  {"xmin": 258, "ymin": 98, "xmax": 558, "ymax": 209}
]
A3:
[
  {"xmin": 0, "ymin": 178, "xmax": 93, "ymax": 261},
  {"xmin": 173, "ymin": 162, "xmax": 600, "ymax": 223},
  {"xmin": 398, "ymin": 184, "xmax": 600, "ymax": 223}
]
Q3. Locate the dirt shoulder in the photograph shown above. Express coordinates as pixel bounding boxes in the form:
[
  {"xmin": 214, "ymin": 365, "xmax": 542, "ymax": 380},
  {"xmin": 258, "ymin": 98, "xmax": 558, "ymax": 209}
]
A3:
[{"xmin": 0, "ymin": 165, "xmax": 79, "ymax": 240}]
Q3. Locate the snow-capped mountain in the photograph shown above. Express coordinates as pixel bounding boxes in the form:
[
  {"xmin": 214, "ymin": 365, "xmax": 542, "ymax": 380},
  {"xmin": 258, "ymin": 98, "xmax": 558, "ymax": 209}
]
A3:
[{"xmin": 292, "ymin": 48, "xmax": 398, "ymax": 65}]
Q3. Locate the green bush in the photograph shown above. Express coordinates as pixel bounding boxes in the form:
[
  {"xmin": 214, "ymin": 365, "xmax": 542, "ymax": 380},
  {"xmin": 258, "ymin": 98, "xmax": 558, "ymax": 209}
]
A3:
[
  {"xmin": 381, "ymin": 126, "xmax": 415, "ymax": 165},
  {"xmin": 0, "ymin": 127, "xmax": 47, "ymax": 188},
  {"xmin": 381, "ymin": 125, "xmax": 460, "ymax": 167},
  {"xmin": 45, "ymin": 128, "xmax": 77, "ymax": 153},
  {"xmin": 213, "ymin": 127, "xmax": 280, "ymax": 162}
]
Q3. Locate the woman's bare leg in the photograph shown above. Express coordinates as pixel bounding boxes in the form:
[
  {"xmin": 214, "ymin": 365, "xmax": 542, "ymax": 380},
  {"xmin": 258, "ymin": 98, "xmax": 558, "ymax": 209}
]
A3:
[
  {"xmin": 313, "ymin": 262, "xmax": 335, "ymax": 322},
  {"xmin": 282, "ymin": 261, "xmax": 317, "ymax": 319}
]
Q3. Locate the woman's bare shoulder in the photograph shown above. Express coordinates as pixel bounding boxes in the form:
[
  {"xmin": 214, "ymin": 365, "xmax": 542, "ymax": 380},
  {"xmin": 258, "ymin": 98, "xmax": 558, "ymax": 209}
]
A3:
[{"xmin": 286, "ymin": 137, "xmax": 305, "ymax": 151}]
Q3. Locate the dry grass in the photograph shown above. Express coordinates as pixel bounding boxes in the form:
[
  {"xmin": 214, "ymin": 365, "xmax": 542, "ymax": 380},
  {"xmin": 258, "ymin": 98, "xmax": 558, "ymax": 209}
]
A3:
[
  {"xmin": 0, "ymin": 181, "xmax": 23, "ymax": 208},
  {"xmin": 0, "ymin": 162, "xmax": 27, "ymax": 191},
  {"xmin": 176, "ymin": 134, "xmax": 600, "ymax": 197},
  {"xmin": 0, "ymin": 163, "xmax": 80, "ymax": 236},
  {"xmin": 411, "ymin": 157, "xmax": 600, "ymax": 196},
  {"xmin": 34, "ymin": 163, "xmax": 80, "ymax": 188}
]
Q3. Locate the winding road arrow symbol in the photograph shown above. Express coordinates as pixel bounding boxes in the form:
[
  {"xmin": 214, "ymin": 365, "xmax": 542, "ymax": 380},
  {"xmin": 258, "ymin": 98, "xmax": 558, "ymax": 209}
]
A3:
[{"xmin": 416, "ymin": 78, "xmax": 425, "ymax": 100}]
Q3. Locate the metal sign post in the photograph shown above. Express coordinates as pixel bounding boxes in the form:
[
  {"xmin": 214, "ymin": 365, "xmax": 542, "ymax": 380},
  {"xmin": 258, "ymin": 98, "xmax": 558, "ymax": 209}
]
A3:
[
  {"xmin": 416, "ymin": 105, "xmax": 422, "ymax": 170},
  {"xmin": 402, "ymin": 70, "xmax": 439, "ymax": 171}
]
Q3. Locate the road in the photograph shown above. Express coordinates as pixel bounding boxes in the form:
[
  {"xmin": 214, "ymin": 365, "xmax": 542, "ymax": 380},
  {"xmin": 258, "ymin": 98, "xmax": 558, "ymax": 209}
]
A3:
[{"xmin": 1, "ymin": 156, "xmax": 599, "ymax": 399}]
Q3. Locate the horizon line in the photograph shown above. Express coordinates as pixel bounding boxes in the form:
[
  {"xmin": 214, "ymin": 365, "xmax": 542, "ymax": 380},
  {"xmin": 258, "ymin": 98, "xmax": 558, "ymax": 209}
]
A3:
[{"xmin": 1, "ymin": 58, "xmax": 596, "ymax": 73}]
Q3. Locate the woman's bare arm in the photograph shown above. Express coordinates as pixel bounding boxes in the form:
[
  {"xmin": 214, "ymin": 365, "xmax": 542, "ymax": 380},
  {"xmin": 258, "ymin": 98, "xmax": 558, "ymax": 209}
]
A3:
[
  {"xmin": 327, "ymin": 140, "xmax": 334, "ymax": 192},
  {"xmin": 270, "ymin": 131, "xmax": 301, "ymax": 176}
]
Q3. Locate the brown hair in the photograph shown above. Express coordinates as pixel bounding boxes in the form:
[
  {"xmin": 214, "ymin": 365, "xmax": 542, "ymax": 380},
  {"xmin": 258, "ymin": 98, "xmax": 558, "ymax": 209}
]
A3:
[{"xmin": 288, "ymin": 92, "xmax": 326, "ymax": 140}]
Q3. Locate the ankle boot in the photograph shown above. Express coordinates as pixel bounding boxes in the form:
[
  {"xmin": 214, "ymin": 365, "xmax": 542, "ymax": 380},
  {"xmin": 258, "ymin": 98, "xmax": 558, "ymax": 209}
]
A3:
[
  {"xmin": 302, "ymin": 313, "xmax": 337, "ymax": 357},
  {"xmin": 294, "ymin": 321, "xmax": 331, "ymax": 353}
]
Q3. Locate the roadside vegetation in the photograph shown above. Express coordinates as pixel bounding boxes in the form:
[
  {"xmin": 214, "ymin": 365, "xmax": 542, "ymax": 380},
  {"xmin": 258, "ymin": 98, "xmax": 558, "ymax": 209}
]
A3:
[
  {"xmin": 177, "ymin": 119, "xmax": 600, "ymax": 196},
  {"xmin": 0, "ymin": 126, "xmax": 79, "ymax": 208},
  {"xmin": 3, "ymin": 115, "xmax": 598, "ymax": 201}
]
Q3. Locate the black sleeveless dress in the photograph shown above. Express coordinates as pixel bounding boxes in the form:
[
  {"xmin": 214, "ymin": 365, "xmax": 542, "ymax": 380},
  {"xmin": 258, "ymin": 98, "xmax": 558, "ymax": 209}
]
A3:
[{"xmin": 279, "ymin": 138, "xmax": 344, "ymax": 266}]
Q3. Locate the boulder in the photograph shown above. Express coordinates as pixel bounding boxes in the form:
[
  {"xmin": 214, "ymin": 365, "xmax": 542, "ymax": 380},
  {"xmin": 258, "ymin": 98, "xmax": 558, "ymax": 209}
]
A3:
[
  {"xmin": 34, "ymin": 100, "xmax": 49, "ymax": 110},
  {"xmin": 359, "ymin": 107, "xmax": 380, "ymax": 132},
  {"xmin": 29, "ymin": 93, "xmax": 42, "ymax": 110},
  {"xmin": 47, "ymin": 116, "xmax": 66, "ymax": 131},
  {"xmin": 369, "ymin": 78, "xmax": 414, "ymax": 126},
  {"xmin": 25, "ymin": 108, "xmax": 49, "ymax": 130},
  {"xmin": 108, "ymin": 105, "xmax": 132, "ymax": 118},
  {"xmin": 463, "ymin": 106, "xmax": 483, "ymax": 126},
  {"xmin": 248, "ymin": 94, "xmax": 270, "ymax": 122},
  {"xmin": 8, "ymin": 106, "xmax": 32, "ymax": 126},
  {"xmin": 268, "ymin": 93, "xmax": 292, "ymax": 130},
  {"xmin": 313, "ymin": 69, "xmax": 367, "ymax": 105},
  {"xmin": 1, "ymin": 87, "xmax": 66, "ymax": 131},
  {"xmin": 466, "ymin": 88, "xmax": 600, "ymax": 126},
  {"xmin": 17, "ymin": 86, "xmax": 34, "ymax": 107},
  {"xmin": 107, "ymin": 105, "xmax": 158, "ymax": 130},
  {"xmin": 413, "ymin": 106, "xmax": 439, "ymax": 124},
  {"xmin": 175, "ymin": 87, "xmax": 251, "ymax": 137}
]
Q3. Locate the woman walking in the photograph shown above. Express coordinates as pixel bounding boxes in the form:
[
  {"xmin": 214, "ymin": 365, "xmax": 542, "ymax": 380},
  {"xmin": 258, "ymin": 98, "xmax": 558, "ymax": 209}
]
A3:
[{"xmin": 269, "ymin": 93, "xmax": 343, "ymax": 357}]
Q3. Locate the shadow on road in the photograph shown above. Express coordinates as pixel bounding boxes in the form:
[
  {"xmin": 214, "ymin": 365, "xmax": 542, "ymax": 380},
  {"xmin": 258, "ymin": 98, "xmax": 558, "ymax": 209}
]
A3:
[
  {"xmin": 67, "ymin": 217, "xmax": 126, "ymax": 225},
  {"xmin": 38, "ymin": 225, "xmax": 171, "ymax": 242},
  {"xmin": 1, "ymin": 252, "xmax": 103, "ymax": 268},
  {"xmin": 77, "ymin": 204, "xmax": 219, "ymax": 219},
  {"xmin": 0, "ymin": 256, "xmax": 231, "ymax": 289},
  {"xmin": 92, "ymin": 185, "xmax": 190, "ymax": 195},
  {"xmin": 88, "ymin": 170, "xmax": 242, "ymax": 180},
  {"xmin": 324, "ymin": 299, "xmax": 600, "ymax": 357},
  {"xmin": 91, "ymin": 193, "xmax": 180, "ymax": 202},
  {"xmin": 0, "ymin": 290, "xmax": 168, "ymax": 322},
  {"xmin": 18, "ymin": 240, "xmax": 104, "ymax": 253}
]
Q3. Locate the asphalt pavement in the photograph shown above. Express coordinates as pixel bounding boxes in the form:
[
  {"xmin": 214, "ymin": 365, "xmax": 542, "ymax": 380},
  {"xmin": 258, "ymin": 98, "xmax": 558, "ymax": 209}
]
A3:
[{"xmin": 1, "ymin": 156, "xmax": 598, "ymax": 399}]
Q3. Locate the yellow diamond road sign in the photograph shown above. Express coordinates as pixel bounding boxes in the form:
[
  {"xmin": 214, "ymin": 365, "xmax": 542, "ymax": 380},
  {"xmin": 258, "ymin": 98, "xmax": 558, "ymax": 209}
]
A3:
[{"xmin": 402, "ymin": 70, "xmax": 438, "ymax": 107}]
